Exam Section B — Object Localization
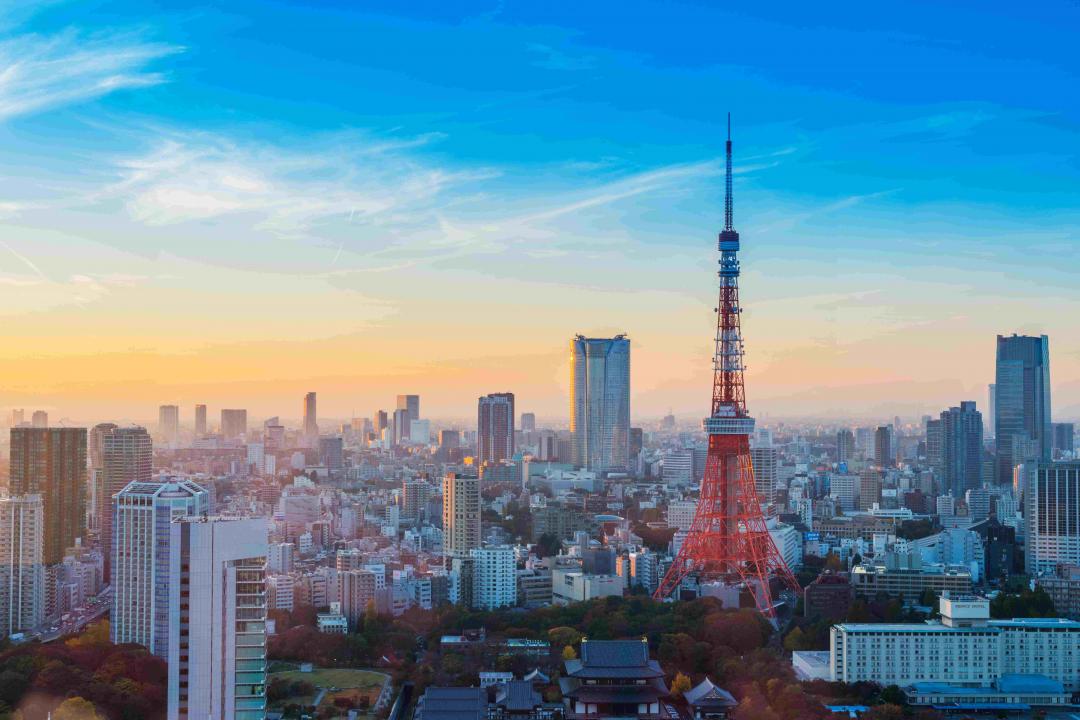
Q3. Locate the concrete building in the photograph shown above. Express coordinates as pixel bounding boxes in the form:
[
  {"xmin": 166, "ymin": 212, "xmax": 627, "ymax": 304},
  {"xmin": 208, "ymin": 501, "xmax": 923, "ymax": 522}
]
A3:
[
  {"xmin": 303, "ymin": 392, "xmax": 317, "ymax": 442},
  {"xmin": 442, "ymin": 473, "xmax": 481, "ymax": 556},
  {"xmin": 831, "ymin": 595, "xmax": 1080, "ymax": 698},
  {"xmin": 100, "ymin": 426, "xmax": 152, "ymax": 577},
  {"xmin": 1027, "ymin": 462, "xmax": 1080, "ymax": 576},
  {"xmin": 941, "ymin": 402, "xmax": 983, "ymax": 499},
  {"xmin": 478, "ymin": 393, "xmax": 515, "ymax": 467},
  {"xmin": 471, "ymin": 546, "xmax": 516, "ymax": 610},
  {"xmin": 111, "ymin": 479, "xmax": 209, "ymax": 657},
  {"xmin": 552, "ymin": 567, "xmax": 624, "ymax": 605},
  {"xmin": 167, "ymin": 516, "xmax": 267, "ymax": 720},
  {"xmin": 158, "ymin": 405, "xmax": 180, "ymax": 445},
  {"xmin": 0, "ymin": 495, "xmax": 44, "ymax": 638},
  {"xmin": 194, "ymin": 404, "xmax": 207, "ymax": 436},
  {"xmin": 9, "ymin": 427, "xmax": 87, "ymax": 566},
  {"xmin": 750, "ymin": 446, "xmax": 778, "ymax": 505},
  {"xmin": 666, "ymin": 500, "xmax": 697, "ymax": 532},
  {"xmin": 220, "ymin": 409, "xmax": 248, "ymax": 442}
]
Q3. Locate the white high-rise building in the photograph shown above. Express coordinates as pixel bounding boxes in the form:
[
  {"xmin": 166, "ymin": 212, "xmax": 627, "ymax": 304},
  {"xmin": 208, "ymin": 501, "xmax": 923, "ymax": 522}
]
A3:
[
  {"xmin": 267, "ymin": 542, "xmax": 294, "ymax": 575},
  {"xmin": 112, "ymin": 479, "xmax": 209, "ymax": 657},
  {"xmin": 662, "ymin": 450, "xmax": 694, "ymax": 486},
  {"xmin": 442, "ymin": 473, "xmax": 480, "ymax": 556},
  {"xmin": 167, "ymin": 516, "xmax": 268, "ymax": 720},
  {"xmin": 471, "ymin": 546, "xmax": 516, "ymax": 610},
  {"xmin": 830, "ymin": 473, "xmax": 859, "ymax": 512},
  {"xmin": 750, "ymin": 446, "xmax": 779, "ymax": 505},
  {"xmin": 1027, "ymin": 462, "xmax": 1080, "ymax": 576},
  {"xmin": 0, "ymin": 495, "xmax": 44, "ymax": 639}
]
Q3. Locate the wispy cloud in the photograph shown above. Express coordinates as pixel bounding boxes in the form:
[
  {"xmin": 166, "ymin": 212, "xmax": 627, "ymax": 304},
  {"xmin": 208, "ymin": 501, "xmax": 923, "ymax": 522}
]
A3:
[
  {"xmin": 0, "ymin": 27, "xmax": 180, "ymax": 120},
  {"xmin": 105, "ymin": 131, "xmax": 496, "ymax": 234}
]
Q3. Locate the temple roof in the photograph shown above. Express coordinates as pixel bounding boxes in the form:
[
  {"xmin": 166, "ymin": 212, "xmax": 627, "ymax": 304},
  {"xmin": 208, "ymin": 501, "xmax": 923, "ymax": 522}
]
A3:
[
  {"xmin": 565, "ymin": 639, "xmax": 665, "ymax": 679},
  {"xmin": 684, "ymin": 677, "xmax": 737, "ymax": 708}
]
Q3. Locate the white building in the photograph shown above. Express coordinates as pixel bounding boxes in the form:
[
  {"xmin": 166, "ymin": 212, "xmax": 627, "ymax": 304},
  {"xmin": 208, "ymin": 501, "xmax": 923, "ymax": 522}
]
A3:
[
  {"xmin": 167, "ymin": 517, "xmax": 268, "ymax": 720},
  {"xmin": 1026, "ymin": 462, "xmax": 1080, "ymax": 576},
  {"xmin": 662, "ymin": 450, "xmax": 694, "ymax": 486},
  {"xmin": 111, "ymin": 478, "xmax": 209, "ymax": 657},
  {"xmin": 0, "ymin": 495, "xmax": 44, "ymax": 638},
  {"xmin": 830, "ymin": 474, "xmax": 859, "ymax": 512},
  {"xmin": 267, "ymin": 574, "xmax": 295, "ymax": 612},
  {"xmin": 551, "ymin": 567, "xmax": 624, "ymax": 605},
  {"xmin": 471, "ymin": 546, "xmax": 516, "ymax": 610},
  {"xmin": 267, "ymin": 542, "xmax": 294, "ymax": 575},
  {"xmin": 830, "ymin": 595, "xmax": 1080, "ymax": 694},
  {"xmin": 666, "ymin": 500, "xmax": 697, "ymax": 532}
]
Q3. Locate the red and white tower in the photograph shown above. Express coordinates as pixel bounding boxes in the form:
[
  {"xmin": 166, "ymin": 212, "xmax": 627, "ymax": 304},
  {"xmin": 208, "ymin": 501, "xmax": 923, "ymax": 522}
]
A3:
[{"xmin": 655, "ymin": 116, "xmax": 800, "ymax": 618}]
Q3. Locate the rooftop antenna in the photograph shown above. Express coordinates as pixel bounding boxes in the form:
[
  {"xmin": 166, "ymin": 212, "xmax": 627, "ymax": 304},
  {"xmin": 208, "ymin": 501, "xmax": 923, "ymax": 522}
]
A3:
[{"xmin": 724, "ymin": 112, "xmax": 734, "ymax": 232}]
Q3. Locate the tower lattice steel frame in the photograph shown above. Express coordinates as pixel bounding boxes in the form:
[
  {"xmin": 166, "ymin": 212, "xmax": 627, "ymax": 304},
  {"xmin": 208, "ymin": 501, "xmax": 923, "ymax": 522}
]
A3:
[{"xmin": 654, "ymin": 116, "xmax": 800, "ymax": 618}]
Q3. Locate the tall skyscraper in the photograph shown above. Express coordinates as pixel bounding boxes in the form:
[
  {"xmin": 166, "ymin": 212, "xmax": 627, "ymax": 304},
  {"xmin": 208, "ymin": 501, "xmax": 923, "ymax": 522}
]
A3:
[
  {"xmin": 570, "ymin": 334, "xmax": 631, "ymax": 473},
  {"xmin": 836, "ymin": 429, "xmax": 855, "ymax": 464},
  {"xmin": 167, "ymin": 516, "xmax": 267, "ymax": 720},
  {"xmin": 194, "ymin": 404, "xmax": 207, "ymax": 436},
  {"xmin": 0, "ymin": 494, "xmax": 44, "ymax": 639},
  {"xmin": 9, "ymin": 427, "xmax": 87, "ymax": 565},
  {"xmin": 101, "ymin": 426, "xmax": 153, "ymax": 578},
  {"xmin": 158, "ymin": 405, "xmax": 179, "ymax": 445},
  {"xmin": 940, "ymin": 401, "xmax": 984, "ymax": 499},
  {"xmin": 303, "ymin": 392, "xmax": 318, "ymax": 441},
  {"xmin": 31, "ymin": 411, "xmax": 47, "ymax": 428},
  {"xmin": 1026, "ymin": 461, "xmax": 1080, "ymax": 575},
  {"xmin": 396, "ymin": 395, "xmax": 419, "ymax": 438},
  {"xmin": 111, "ymin": 478, "xmax": 209, "ymax": 656},
  {"xmin": 477, "ymin": 393, "xmax": 515, "ymax": 466},
  {"xmin": 986, "ymin": 384, "xmax": 996, "ymax": 439},
  {"xmin": 221, "ymin": 409, "xmax": 248, "ymax": 441},
  {"xmin": 995, "ymin": 334, "xmax": 1051, "ymax": 484},
  {"xmin": 750, "ymin": 445, "xmax": 778, "ymax": 505},
  {"xmin": 925, "ymin": 419, "xmax": 944, "ymax": 481},
  {"xmin": 373, "ymin": 410, "xmax": 388, "ymax": 435},
  {"xmin": 442, "ymin": 473, "xmax": 480, "ymax": 556},
  {"xmin": 520, "ymin": 412, "xmax": 536, "ymax": 433},
  {"xmin": 8, "ymin": 409, "xmax": 24, "ymax": 427},
  {"xmin": 873, "ymin": 425, "xmax": 894, "ymax": 469},
  {"xmin": 391, "ymin": 408, "xmax": 409, "ymax": 446}
]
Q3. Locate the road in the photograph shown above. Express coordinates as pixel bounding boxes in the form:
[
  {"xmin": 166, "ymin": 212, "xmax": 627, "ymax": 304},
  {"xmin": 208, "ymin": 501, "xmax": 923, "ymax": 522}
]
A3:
[{"xmin": 30, "ymin": 586, "xmax": 112, "ymax": 643}]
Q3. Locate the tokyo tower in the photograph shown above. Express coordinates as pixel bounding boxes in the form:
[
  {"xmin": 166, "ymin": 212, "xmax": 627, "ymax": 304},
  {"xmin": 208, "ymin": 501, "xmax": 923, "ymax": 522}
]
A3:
[{"xmin": 654, "ymin": 115, "xmax": 800, "ymax": 618}]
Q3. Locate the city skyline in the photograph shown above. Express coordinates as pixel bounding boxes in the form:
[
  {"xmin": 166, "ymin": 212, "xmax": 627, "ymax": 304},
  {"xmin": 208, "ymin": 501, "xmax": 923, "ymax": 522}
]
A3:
[{"xmin": 1, "ymin": 2, "xmax": 1079, "ymax": 421}]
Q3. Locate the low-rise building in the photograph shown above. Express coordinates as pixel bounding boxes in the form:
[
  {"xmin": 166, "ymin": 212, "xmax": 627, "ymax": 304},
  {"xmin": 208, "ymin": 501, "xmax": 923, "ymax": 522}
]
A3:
[
  {"xmin": 830, "ymin": 595, "xmax": 1080, "ymax": 699},
  {"xmin": 551, "ymin": 568, "xmax": 624, "ymax": 605}
]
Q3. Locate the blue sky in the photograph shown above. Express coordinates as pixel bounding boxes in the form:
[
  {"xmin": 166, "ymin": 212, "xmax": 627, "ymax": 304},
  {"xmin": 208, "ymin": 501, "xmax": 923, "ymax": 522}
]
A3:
[{"xmin": 0, "ymin": 0, "xmax": 1078, "ymax": 423}]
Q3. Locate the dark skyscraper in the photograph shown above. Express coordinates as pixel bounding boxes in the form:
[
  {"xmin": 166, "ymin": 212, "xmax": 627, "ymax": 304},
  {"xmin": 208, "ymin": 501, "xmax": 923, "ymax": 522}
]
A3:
[
  {"xmin": 941, "ymin": 401, "xmax": 983, "ymax": 499},
  {"xmin": 1053, "ymin": 423, "xmax": 1075, "ymax": 459},
  {"xmin": 303, "ymin": 391, "xmax": 318, "ymax": 441},
  {"xmin": 520, "ymin": 412, "xmax": 536, "ymax": 433},
  {"xmin": 874, "ymin": 425, "xmax": 894, "ymax": 468},
  {"xmin": 478, "ymin": 393, "xmax": 515, "ymax": 466},
  {"xmin": 9, "ymin": 427, "xmax": 87, "ymax": 565},
  {"xmin": 194, "ymin": 403, "xmax": 207, "ymax": 436},
  {"xmin": 995, "ymin": 334, "xmax": 1051, "ymax": 484}
]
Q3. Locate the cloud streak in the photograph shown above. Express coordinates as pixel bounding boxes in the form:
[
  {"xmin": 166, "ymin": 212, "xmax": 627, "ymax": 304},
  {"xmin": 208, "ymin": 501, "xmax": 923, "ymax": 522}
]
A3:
[{"xmin": 0, "ymin": 27, "xmax": 180, "ymax": 121}]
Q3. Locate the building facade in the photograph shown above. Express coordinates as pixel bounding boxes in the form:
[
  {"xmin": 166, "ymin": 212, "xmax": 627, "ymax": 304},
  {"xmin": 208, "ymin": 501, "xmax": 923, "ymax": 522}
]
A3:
[
  {"xmin": 111, "ymin": 479, "xmax": 209, "ymax": 656},
  {"xmin": 995, "ymin": 334, "xmax": 1052, "ymax": 485},
  {"xmin": 442, "ymin": 473, "xmax": 481, "ymax": 556},
  {"xmin": 9, "ymin": 427, "xmax": 87, "ymax": 566},
  {"xmin": 0, "ymin": 495, "xmax": 44, "ymax": 638},
  {"xmin": 167, "ymin": 516, "xmax": 267, "ymax": 720},
  {"xmin": 570, "ymin": 335, "xmax": 630, "ymax": 473},
  {"xmin": 1027, "ymin": 462, "xmax": 1080, "ymax": 576},
  {"xmin": 478, "ymin": 393, "xmax": 515, "ymax": 467}
]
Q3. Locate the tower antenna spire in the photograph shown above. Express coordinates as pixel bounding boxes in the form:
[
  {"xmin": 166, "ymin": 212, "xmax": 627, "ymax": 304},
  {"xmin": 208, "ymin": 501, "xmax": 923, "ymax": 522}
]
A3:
[{"xmin": 724, "ymin": 112, "xmax": 734, "ymax": 232}]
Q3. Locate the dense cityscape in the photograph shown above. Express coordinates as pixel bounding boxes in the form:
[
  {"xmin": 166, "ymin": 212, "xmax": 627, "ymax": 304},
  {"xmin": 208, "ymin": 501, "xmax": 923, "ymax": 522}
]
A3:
[{"xmin": 2, "ymin": 3, "xmax": 1079, "ymax": 720}]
